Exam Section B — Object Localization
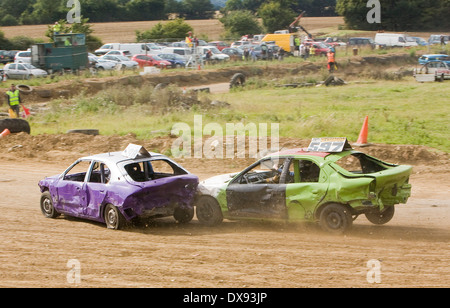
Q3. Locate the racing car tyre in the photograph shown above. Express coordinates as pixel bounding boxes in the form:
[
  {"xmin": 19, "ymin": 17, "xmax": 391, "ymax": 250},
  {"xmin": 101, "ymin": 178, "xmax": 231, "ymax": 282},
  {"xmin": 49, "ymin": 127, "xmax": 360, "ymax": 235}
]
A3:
[
  {"xmin": 319, "ymin": 203, "xmax": 352, "ymax": 234},
  {"xmin": 104, "ymin": 204, "xmax": 126, "ymax": 230},
  {"xmin": 174, "ymin": 206, "xmax": 194, "ymax": 223},
  {"xmin": 0, "ymin": 118, "xmax": 31, "ymax": 134},
  {"xmin": 229, "ymin": 73, "xmax": 245, "ymax": 89},
  {"xmin": 195, "ymin": 196, "xmax": 223, "ymax": 226},
  {"xmin": 365, "ymin": 206, "xmax": 395, "ymax": 225},
  {"xmin": 40, "ymin": 191, "xmax": 60, "ymax": 219}
]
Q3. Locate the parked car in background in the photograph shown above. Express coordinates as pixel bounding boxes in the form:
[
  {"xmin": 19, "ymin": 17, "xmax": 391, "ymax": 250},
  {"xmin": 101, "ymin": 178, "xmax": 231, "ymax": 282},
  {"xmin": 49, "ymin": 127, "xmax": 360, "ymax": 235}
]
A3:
[
  {"xmin": 104, "ymin": 50, "xmax": 132, "ymax": 58},
  {"xmin": 418, "ymin": 54, "xmax": 450, "ymax": 65},
  {"xmin": 101, "ymin": 55, "xmax": 138, "ymax": 69},
  {"xmin": 94, "ymin": 43, "xmax": 154, "ymax": 56},
  {"xmin": 252, "ymin": 44, "xmax": 274, "ymax": 60},
  {"xmin": 198, "ymin": 46, "xmax": 230, "ymax": 62},
  {"xmin": 14, "ymin": 51, "xmax": 31, "ymax": 63},
  {"xmin": 88, "ymin": 55, "xmax": 117, "ymax": 71},
  {"xmin": 131, "ymin": 54, "xmax": 172, "ymax": 69},
  {"xmin": 0, "ymin": 50, "xmax": 19, "ymax": 64},
  {"xmin": 428, "ymin": 34, "xmax": 450, "ymax": 45},
  {"xmin": 157, "ymin": 53, "xmax": 186, "ymax": 68},
  {"xmin": 160, "ymin": 47, "xmax": 193, "ymax": 61},
  {"xmin": 221, "ymin": 48, "xmax": 244, "ymax": 61},
  {"xmin": 208, "ymin": 41, "xmax": 229, "ymax": 51},
  {"xmin": 38, "ymin": 144, "xmax": 199, "ymax": 230},
  {"xmin": 347, "ymin": 37, "xmax": 377, "ymax": 49},
  {"xmin": 414, "ymin": 60, "xmax": 450, "ymax": 82},
  {"xmin": 374, "ymin": 33, "xmax": 418, "ymax": 47},
  {"xmin": 412, "ymin": 37, "xmax": 429, "ymax": 46},
  {"xmin": 304, "ymin": 41, "xmax": 330, "ymax": 56},
  {"xmin": 3, "ymin": 63, "xmax": 48, "ymax": 79},
  {"xmin": 230, "ymin": 40, "xmax": 252, "ymax": 48},
  {"xmin": 195, "ymin": 138, "xmax": 412, "ymax": 234}
]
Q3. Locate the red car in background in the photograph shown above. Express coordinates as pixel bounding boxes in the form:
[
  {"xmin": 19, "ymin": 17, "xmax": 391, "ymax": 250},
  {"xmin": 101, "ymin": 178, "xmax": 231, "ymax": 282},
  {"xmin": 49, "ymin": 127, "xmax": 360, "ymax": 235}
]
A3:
[
  {"xmin": 208, "ymin": 41, "xmax": 230, "ymax": 51},
  {"xmin": 131, "ymin": 54, "xmax": 172, "ymax": 69},
  {"xmin": 304, "ymin": 41, "xmax": 331, "ymax": 56}
]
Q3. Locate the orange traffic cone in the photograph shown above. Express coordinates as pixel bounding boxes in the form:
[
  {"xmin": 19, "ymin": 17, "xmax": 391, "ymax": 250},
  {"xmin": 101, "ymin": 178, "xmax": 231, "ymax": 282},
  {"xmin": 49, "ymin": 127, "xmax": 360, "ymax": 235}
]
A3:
[
  {"xmin": 353, "ymin": 116, "xmax": 371, "ymax": 147},
  {"xmin": 0, "ymin": 128, "xmax": 11, "ymax": 138}
]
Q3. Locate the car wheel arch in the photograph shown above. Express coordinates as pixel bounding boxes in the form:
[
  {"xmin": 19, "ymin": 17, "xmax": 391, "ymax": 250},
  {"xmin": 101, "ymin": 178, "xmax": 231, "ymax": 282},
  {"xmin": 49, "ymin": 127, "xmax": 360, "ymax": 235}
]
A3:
[{"xmin": 314, "ymin": 202, "xmax": 353, "ymax": 221}]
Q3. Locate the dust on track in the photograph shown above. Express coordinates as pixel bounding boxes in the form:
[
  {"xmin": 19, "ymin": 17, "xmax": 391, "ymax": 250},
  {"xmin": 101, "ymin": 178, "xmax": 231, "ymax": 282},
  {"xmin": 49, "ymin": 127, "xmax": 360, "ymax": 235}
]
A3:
[{"xmin": 0, "ymin": 134, "xmax": 448, "ymax": 288}]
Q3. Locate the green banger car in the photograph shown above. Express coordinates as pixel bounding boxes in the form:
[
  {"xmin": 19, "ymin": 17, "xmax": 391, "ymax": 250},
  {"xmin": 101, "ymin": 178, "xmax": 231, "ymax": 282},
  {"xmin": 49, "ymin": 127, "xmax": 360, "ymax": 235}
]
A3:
[{"xmin": 195, "ymin": 138, "xmax": 412, "ymax": 233}]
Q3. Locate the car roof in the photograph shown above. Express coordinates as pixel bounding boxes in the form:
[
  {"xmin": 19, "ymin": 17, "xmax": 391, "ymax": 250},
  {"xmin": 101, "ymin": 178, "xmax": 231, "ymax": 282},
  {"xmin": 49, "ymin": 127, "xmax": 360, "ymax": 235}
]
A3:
[
  {"xmin": 79, "ymin": 151, "xmax": 165, "ymax": 165},
  {"xmin": 266, "ymin": 148, "xmax": 332, "ymax": 158}
]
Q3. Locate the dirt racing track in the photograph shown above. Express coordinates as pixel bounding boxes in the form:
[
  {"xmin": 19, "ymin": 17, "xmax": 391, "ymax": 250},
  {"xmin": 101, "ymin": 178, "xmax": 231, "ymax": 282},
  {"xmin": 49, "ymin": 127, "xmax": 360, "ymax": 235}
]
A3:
[{"xmin": 0, "ymin": 132, "xmax": 448, "ymax": 288}]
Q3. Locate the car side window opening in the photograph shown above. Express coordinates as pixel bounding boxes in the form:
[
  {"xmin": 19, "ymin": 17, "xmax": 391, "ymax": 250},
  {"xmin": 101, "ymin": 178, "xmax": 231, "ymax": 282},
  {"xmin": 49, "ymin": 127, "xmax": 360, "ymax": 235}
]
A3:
[
  {"xmin": 63, "ymin": 160, "xmax": 92, "ymax": 182},
  {"xmin": 124, "ymin": 159, "xmax": 187, "ymax": 182},
  {"xmin": 88, "ymin": 162, "xmax": 110, "ymax": 184},
  {"xmin": 297, "ymin": 160, "xmax": 320, "ymax": 183},
  {"xmin": 334, "ymin": 153, "xmax": 388, "ymax": 174},
  {"xmin": 239, "ymin": 158, "xmax": 287, "ymax": 184}
]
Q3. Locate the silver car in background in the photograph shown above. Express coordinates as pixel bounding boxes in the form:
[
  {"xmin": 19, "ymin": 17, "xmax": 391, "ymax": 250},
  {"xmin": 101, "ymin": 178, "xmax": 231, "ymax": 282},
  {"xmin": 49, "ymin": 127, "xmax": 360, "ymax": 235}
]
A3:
[{"xmin": 3, "ymin": 63, "xmax": 48, "ymax": 79}]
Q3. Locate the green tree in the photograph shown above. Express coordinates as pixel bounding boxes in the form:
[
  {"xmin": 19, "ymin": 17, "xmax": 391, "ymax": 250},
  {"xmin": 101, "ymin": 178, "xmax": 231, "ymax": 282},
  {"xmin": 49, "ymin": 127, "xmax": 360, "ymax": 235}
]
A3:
[
  {"xmin": 336, "ymin": 0, "xmax": 450, "ymax": 31},
  {"xmin": 125, "ymin": 0, "xmax": 166, "ymax": 21},
  {"xmin": 258, "ymin": 0, "xmax": 297, "ymax": 33},
  {"xmin": 136, "ymin": 18, "xmax": 193, "ymax": 41},
  {"xmin": 220, "ymin": 10, "xmax": 262, "ymax": 37},
  {"xmin": 28, "ymin": 0, "xmax": 65, "ymax": 24},
  {"xmin": 180, "ymin": 0, "xmax": 215, "ymax": 19}
]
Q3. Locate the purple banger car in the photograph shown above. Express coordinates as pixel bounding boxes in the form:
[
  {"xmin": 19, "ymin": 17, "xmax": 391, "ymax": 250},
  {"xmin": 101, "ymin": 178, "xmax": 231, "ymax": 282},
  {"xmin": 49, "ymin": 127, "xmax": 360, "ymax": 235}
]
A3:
[{"xmin": 38, "ymin": 144, "xmax": 199, "ymax": 229}]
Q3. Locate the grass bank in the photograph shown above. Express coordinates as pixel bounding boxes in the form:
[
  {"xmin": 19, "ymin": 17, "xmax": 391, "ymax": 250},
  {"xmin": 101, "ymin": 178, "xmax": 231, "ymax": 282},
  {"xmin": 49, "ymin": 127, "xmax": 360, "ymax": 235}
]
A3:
[{"xmin": 27, "ymin": 79, "xmax": 449, "ymax": 153}]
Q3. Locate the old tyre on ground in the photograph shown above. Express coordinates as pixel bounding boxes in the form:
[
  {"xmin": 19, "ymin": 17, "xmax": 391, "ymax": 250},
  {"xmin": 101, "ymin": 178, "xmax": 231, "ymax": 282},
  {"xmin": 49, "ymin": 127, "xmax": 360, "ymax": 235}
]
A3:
[
  {"xmin": 174, "ymin": 206, "xmax": 194, "ymax": 223},
  {"xmin": 319, "ymin": 203, "xmax": 353, "ymax": 234},
  {"xmin": 66, "ymin": 129, "xmax": 99, "ymax": 136},
  {"xmin": 0, "ymin": 118, "xmax": 31, "ymax": 134},
  {"xmin": 40, "ymin": 191, "xmax": 60, "ymax": 219},
  {"xmin": 16, "ymin": 84, "xmax": 32, "ymax": 94},
  {"xmin": 229, "ymin": 73, "xmax": 246, "ymax": 89},
  {"xmin": 104, "ymin": 204, "xmax": 126, "ymax": 230},
  {"xmin": 365, "ymin": 206, "xmax": 395, "ymax": 225},
  {"xmin": 195, "ymin": 196, "xmax": 223, "ymax": 226}
]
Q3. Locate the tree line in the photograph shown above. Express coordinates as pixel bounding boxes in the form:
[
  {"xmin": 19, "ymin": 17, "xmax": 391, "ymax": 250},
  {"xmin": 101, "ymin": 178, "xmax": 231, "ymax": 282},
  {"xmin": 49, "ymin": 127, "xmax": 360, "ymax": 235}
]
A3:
[
  {"xmin": 0, "ymin": 0, "xmax": 338, "ymax": 26},
  {"xmin": 336, "ymin": 0, "xmax": 450, "ymax": 31}
]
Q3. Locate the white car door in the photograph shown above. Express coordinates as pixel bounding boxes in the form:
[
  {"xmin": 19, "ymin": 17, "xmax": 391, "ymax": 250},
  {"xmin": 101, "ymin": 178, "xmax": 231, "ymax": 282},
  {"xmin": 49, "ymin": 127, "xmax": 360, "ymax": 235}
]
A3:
[{"xmin": 17, "ymin": 64, "xmax": 29, "ymax": 79}]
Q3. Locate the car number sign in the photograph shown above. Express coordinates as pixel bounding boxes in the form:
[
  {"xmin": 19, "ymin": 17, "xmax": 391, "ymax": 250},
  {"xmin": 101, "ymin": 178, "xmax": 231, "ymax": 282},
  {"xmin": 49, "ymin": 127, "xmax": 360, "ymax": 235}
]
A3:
[{"xmin": 307, "ymin": 137, "xmax": 352, "ymax": 152}]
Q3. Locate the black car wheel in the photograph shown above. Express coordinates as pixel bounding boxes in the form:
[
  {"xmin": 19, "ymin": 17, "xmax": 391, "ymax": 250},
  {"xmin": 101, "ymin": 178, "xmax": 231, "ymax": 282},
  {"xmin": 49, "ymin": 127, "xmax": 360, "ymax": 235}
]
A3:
[
  {"xmin": 319, "ymin": 203, "xmax": 352, "ymax": 234},
  {"xmin": 40, "ymin": 191, "xmax": 60, "ymax": 218},
  {"xmin": 365, "ymin": 206, "xmax": 395, "ymax": 225},
  {"xmin": 174, "ymin": 207, "xmax": 194, "ymax": 223},
  {"xmin": 195, "ymin": 196, "xmax": 223, "ymax": 226},
  {"xmin": 104, "ymin": 204, "xmax": 126, "ymax": 230}
]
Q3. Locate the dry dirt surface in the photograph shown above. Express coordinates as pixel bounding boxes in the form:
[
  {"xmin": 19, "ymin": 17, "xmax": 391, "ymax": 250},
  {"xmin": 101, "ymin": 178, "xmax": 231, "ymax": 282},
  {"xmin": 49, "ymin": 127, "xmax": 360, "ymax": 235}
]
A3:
[
  {"xmin": 0, "ymin": 133, "xmax": 449, "ymax": 288},
  {"xmin": 1, "ymin": 17, "xmax": 346, "ymax": 43}
]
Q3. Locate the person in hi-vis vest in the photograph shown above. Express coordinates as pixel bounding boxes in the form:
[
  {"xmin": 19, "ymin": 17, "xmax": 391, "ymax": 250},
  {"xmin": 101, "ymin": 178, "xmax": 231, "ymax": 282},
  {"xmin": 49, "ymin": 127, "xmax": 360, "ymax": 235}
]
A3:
[{"xmin": 5, "ymin": 84, "xmax": 22, "ymax": 118}]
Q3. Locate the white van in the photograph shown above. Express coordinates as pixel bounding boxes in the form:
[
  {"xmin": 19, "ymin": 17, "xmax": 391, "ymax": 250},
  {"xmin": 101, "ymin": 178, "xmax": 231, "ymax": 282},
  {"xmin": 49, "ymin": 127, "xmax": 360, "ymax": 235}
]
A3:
[
  {"xmin": 374, "ymin": 33, "xmax": 418, "ymax": 47},
  {"xmin": 160, "ymin": 47, "xmax": 193, "ymax": 61},
  {"xmin": 94, "ymin": 43, "xmax": 158, "ymax": 56}
]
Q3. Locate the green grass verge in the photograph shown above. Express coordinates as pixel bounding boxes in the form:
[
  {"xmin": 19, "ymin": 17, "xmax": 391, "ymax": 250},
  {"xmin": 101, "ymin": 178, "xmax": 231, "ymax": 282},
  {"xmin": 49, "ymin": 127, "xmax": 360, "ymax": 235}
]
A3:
[{"xmin": 25, "ymin": 79, "xmax": 449, "ymax": 153}]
